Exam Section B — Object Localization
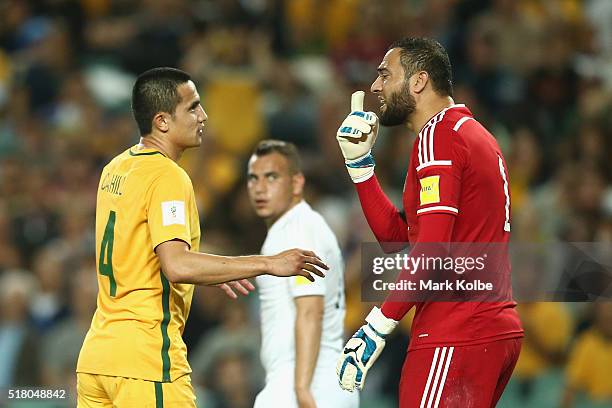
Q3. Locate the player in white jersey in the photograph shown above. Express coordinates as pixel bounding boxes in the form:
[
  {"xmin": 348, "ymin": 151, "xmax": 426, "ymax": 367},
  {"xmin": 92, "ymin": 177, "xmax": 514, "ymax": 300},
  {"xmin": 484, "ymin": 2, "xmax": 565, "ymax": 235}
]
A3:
[{"xmin": 247, "ymin": 140, "xmax": 359, "ymax": 408}]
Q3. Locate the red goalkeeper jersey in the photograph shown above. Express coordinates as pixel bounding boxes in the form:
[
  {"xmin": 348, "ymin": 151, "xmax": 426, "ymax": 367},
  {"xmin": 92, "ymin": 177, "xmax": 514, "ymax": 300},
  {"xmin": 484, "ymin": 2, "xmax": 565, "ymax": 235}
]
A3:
[{"xmin": 356, "ymin": 104, "xmax": 523, "ymax": 351}]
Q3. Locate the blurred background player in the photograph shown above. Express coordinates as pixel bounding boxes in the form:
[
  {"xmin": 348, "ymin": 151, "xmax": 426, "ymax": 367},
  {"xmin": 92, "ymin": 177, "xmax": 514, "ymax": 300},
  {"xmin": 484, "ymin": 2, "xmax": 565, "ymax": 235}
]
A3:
[
  {"xmin": 335, "ymin": 38, "xmax": 524, "ymax": 407},
  {"xmin": 76, "ymin": 68, "xmax": 327, "ymax": 407},
  {"xmin": 247, "ymin": 140, "xmax": 358, "ymax": 408},
  {"xmin": 562, "ymin": 302, "xmax": 612, "ymax": 407}
]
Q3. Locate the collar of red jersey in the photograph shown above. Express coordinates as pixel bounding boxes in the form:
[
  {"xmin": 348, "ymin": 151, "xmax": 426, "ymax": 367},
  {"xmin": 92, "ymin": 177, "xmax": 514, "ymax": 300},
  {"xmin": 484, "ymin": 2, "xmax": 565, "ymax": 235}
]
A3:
[{"xmin": 422, "ymin": 103, "xmax": 467, "ymax": 130}]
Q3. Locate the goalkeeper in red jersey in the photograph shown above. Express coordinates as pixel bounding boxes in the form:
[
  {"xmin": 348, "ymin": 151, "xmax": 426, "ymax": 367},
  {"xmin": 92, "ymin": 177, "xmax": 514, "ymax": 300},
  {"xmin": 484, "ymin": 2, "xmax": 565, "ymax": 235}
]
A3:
[{"xmin": 335, "ymin": 37, "xmax": 524, "ymax": 407}]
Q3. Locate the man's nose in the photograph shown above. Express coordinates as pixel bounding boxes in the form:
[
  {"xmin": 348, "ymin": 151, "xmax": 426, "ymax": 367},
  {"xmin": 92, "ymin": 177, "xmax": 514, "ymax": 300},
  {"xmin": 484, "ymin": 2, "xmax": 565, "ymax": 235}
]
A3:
[
  {"xmin": 199, "ymin": 106, "xmax": 208, "ymax": 123},
  {"xmin": 254, "ymin": 179, "xmax": 266, "ymax": 194},
  {"xmin": 371, "ymin": 77, "xmax": 382, "ymax": 94}
]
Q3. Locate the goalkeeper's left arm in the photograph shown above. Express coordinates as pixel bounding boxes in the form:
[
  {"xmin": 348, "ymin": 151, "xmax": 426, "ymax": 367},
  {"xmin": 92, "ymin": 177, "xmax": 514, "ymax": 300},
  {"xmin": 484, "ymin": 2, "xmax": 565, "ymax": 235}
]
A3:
[
  {"xmin": 336, "ymin": 306, "xmax": 398, "ymax": 391},
  {"xmin": 337, "ymin": 212, "xmax": 455, "ymax": 391}
]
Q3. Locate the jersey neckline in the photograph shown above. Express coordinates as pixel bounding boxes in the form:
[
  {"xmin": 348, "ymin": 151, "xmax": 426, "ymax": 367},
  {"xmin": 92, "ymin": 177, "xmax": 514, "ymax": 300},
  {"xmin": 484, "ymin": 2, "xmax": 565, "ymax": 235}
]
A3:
[
  {"xmin": 128, "ymin": 145, "xmax": 167, "ymax": 157},
  {"xmin": 419, "ymin": 103, "xmax": 468, "ymax": 134},
  {"xmin": 267, "ymin": 200, "xmax": 309, "ymax": 234}
]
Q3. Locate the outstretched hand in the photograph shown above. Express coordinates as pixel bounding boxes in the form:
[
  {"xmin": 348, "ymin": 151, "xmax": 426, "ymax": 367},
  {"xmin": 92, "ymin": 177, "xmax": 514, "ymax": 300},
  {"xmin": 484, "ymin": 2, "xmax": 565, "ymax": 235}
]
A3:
[{"xmin": 268, "ymin": 248, "xmax": 329, "ymax": 281}]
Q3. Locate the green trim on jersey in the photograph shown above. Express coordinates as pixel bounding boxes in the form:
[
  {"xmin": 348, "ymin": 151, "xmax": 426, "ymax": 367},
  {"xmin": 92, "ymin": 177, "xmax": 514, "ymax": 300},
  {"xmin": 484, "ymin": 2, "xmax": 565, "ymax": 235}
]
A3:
[
  {"xmin": 160, "ymin": 273, "xmax": 171, "ymax": 382},
  {"xmin": 129, "ymin": 148, "xmax": 166, "ymax": 157},
  {"xmin": 155, "ymin": 382, "xmax": 164, "ymax": 407}
]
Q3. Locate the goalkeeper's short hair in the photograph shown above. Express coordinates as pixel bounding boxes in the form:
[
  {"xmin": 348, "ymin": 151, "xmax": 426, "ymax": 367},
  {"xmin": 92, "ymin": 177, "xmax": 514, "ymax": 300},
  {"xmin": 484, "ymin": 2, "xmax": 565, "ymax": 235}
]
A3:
[{"xmin": 253, "ymin": 139, "xmax": 302, "ymax": 175}]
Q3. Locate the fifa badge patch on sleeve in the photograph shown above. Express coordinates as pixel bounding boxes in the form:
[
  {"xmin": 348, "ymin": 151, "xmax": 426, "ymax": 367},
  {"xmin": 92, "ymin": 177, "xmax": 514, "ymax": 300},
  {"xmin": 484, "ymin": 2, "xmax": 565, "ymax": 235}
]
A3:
[
  {"xmin": 162, "ymin": 201, "xmax": 186, "ymax": 226},
  {"xmin": 295, "ymin": 276, "xmax": 312, "ymax": 286},
  {"xmin": 419, "ymin": 176, "xmax": 440, "ymax": 205}
]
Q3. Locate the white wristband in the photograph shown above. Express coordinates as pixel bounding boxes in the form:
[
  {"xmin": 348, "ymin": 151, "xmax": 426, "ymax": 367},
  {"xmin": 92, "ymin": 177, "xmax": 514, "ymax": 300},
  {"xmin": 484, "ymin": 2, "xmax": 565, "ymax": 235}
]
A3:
[
  {"xmin": 347, "ymin": 167, "xmax": 375, "ymax": 183},
  {"xmin": 365, "ymin": 306, "xmax": 399, "ymax": 336}
]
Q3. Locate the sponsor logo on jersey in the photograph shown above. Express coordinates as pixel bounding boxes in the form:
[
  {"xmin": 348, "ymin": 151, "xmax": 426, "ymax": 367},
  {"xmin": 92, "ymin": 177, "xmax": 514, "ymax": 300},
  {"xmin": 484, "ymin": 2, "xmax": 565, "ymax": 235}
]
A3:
[
  {"xmin": 162, "ymin": 201, "xmax": 186, "ymax": 226},
  {"xmin": 419, "ymin": 176, "xmax": 440, "ymax": 205}
]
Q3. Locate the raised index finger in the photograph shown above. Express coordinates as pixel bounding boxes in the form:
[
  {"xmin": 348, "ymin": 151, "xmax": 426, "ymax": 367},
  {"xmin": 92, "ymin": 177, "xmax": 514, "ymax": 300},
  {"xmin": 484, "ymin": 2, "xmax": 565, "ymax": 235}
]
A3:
[{"xmin": 351, "ymin": 90, "xmax": 364, "ymax": 111}]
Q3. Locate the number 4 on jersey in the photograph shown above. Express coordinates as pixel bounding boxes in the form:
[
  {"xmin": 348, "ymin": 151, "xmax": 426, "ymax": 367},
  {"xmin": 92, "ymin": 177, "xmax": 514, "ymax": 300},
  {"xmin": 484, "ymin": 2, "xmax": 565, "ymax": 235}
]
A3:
[{"xmin": 99, "ymin": 210, "xmax": 117, "ymax": 296}]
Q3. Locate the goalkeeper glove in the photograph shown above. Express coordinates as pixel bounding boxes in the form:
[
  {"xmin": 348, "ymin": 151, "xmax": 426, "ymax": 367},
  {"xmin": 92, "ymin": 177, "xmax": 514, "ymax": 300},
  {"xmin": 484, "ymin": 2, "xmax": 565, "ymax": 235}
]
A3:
[
  {"xmin": 336, "ymin": 306, "xmax": 398, "ymax": 391},
  {"xmin": 336, "ymin": 91, "xmax": 379, "ymax": 183}
]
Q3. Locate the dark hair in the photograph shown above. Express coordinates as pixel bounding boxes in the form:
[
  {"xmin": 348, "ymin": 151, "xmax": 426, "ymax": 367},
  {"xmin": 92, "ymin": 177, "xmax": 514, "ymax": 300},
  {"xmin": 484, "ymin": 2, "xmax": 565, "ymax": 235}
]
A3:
[
  {"xmin": 390, "ymin": 37, "xmax": 453, "ymax": 97},
  {"xmin": 253, "ymin": 140, "xmax": 302, "ymax": 174},
  {"xmin": 131, "ymin": 67, "xmax": 192, "ymax": 136}
]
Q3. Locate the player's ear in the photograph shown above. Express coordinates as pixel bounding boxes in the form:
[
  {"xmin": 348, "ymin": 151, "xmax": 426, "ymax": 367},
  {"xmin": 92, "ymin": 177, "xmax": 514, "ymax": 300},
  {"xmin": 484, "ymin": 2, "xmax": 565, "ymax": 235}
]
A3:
[
  {"xmin": 292, "ymin": 172, "xmax": 305, "ymax": 196},
  {"xmin": 412, "ymin": 71, "xmax": 428, "ymax": 94},
  {"xmin": 153, "ymin": 112, "xmax": 170, "ymax": 133}
]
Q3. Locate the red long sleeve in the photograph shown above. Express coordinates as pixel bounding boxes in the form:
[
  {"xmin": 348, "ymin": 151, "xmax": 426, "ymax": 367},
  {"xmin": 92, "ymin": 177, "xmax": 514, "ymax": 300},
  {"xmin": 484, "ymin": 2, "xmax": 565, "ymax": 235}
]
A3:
[
  {"xmin": 381, "ymin": 212, "xmax": 456, "ymax": 321},
  {"xmin": 355, "ymin": 175, "xmax": 409, "ymax": 247}
]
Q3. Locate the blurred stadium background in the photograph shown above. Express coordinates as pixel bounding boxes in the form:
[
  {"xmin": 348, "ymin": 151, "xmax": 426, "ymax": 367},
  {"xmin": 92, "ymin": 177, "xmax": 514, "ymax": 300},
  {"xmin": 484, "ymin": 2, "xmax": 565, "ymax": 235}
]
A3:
[{"xmin": 0, "ymin": 0, "xmax": 611, "ymax": 407}]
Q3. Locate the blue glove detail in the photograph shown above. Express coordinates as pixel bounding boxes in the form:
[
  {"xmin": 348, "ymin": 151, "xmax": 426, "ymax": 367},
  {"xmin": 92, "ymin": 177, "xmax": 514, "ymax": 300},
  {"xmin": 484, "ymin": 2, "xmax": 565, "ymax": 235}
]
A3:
[
  {"xmin": 360, "ymin": 326, "xmax": 379, "ymax": 365},
  {"xmin": 337, "ymin": 322, "xmax": 387, "ymax": 391},
  {"xmin": 339, "ymin": 126, "xmax": 361, "ymax": 135},
  {"xmin": 339, "ymin": 355, "xmax": 360, "ymax": 382},
  {"xmin": 346, "ymin": 153, "xmax": 375, "ymax": 169}
]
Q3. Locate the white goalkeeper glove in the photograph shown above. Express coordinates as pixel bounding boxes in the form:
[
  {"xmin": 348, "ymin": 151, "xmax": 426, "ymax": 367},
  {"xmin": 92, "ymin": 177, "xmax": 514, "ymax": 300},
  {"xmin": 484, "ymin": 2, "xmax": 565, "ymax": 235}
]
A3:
[
  {"xmin": 336, "ymin": 307, "xmax": 399, "ymax": 392},
  {"xmin": 336, "ymin": 91, "xmax": 379, "ymax": 183}
]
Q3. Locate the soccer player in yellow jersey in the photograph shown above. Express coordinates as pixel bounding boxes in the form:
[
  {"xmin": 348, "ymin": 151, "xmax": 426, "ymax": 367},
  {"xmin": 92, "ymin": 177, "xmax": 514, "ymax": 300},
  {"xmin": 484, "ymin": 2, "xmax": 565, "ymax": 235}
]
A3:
[{"xmin": 76, "ymin": 67, "xmax": 328, "ymax": 408}]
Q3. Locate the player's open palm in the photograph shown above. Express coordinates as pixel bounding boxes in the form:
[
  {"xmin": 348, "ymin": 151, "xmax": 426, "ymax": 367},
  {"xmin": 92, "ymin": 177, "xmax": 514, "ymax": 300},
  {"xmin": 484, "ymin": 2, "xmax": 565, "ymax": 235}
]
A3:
[{"xmin": 268, "ymin": 249, "xmax": 328, "ymax": 281}]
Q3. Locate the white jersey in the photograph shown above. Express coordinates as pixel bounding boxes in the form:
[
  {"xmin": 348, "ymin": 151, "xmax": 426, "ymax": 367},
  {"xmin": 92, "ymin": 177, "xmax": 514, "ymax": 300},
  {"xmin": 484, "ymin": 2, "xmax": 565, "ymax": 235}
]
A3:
[{"xmin": 255, "ymin": 201, "xmax": 357, "ymax": 408}]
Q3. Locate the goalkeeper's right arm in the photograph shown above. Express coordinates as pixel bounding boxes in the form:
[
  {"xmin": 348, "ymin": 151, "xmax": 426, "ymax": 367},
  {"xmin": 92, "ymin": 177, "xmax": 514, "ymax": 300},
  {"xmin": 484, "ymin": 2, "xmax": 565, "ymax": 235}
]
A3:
[{"xmin": 337, "ymin": 91, "xmax": 409, "ymax": 246}]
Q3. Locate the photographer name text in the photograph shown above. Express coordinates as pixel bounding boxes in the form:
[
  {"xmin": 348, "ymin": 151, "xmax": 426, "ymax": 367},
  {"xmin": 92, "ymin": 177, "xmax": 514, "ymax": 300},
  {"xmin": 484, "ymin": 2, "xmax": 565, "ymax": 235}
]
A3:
[{"xmin": 373, "ymin": 279, "xmax": 493, "ymax": 291}]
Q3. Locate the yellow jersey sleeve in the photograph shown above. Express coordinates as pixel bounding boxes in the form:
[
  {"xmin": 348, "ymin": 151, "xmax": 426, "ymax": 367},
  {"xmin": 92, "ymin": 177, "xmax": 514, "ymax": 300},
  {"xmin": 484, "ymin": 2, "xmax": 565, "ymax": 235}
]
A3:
[{"xmin": 147, "ymin": 169, "xmax": 194, "ymax": 250}]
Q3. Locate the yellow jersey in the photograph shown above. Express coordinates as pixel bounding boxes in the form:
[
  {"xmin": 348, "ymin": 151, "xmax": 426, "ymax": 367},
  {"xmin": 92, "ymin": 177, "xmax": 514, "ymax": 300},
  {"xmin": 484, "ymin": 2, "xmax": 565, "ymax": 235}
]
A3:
[{"xmin": 77, "ymin": 145, "xmax": 200, "ymax": 382}]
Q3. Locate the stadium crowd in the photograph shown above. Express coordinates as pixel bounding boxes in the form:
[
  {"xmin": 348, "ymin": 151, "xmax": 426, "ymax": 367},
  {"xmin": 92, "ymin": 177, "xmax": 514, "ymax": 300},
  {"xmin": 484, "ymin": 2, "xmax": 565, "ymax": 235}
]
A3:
[{"xmin": 0, "ymin": 0, "xmax": 611, "ymax": 407}]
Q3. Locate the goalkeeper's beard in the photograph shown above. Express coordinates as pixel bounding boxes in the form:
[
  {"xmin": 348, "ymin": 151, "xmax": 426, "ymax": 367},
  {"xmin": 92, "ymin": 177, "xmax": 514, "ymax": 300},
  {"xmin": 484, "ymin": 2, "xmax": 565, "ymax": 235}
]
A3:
[{"xmin": 379, "ymin": 82, "xmax": 415, "ymax": 127}]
